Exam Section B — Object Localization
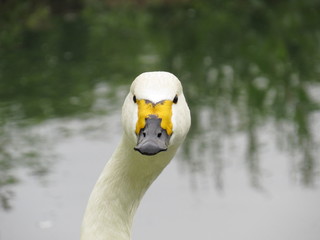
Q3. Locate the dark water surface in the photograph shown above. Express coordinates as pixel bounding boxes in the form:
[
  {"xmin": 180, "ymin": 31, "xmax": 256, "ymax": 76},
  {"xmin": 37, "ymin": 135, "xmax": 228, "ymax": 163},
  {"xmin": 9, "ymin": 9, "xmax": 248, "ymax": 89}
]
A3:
[{"xmin": 1, "ymin": 1, "xmax": 320, "ymax": 239}]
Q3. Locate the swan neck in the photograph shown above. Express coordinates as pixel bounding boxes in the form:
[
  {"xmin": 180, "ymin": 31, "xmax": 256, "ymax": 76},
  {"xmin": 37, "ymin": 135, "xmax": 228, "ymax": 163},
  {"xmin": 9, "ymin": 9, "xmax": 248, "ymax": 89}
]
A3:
[{"xmin": 81, "ymin": 136, "xmax": 176, "ymax": 240}]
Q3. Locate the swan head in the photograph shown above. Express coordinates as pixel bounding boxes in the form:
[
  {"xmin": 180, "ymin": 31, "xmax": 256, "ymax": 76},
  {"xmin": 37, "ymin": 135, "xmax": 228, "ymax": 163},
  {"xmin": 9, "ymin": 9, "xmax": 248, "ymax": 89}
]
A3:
[{"xmin": 121, "ymin": 71, "xmax": 191, "ymax": 156}]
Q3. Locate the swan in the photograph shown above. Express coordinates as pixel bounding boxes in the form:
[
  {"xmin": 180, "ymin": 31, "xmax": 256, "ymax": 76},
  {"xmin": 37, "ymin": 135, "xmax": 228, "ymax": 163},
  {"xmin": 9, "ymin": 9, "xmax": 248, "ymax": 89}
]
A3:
[{"xmin": 81, "ymin": 71, "xmax": 191, "ymax": 240}]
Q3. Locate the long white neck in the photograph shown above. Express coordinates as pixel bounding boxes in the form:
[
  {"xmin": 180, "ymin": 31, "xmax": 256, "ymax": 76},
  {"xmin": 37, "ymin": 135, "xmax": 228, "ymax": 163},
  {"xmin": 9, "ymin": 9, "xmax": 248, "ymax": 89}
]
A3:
[{"xmin": 81, "ymin": 136, "xmax": 177, "ymax": 240}]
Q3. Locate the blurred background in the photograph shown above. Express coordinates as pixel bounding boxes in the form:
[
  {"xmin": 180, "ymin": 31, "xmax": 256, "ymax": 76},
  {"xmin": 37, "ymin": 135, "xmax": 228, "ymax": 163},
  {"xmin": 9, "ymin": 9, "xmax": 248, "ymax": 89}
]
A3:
[{"xmin": 0, "ymin": 0, "xmax": 320, "ymax": 239}]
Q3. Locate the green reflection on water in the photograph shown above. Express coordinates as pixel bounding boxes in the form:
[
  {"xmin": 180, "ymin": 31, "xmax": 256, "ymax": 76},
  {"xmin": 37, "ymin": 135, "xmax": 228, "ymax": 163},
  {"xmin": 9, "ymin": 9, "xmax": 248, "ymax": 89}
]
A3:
[{"xmin": 0, "ymin": 0, "xmax": 319, "ymax": 209}]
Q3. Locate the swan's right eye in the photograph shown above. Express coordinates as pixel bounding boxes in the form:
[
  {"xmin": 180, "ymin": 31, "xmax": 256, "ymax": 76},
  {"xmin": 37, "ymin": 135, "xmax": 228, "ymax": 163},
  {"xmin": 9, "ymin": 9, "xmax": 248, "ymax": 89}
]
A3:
[
  {"xmin": 173, "ymin": 95, "xmax": 178, "ymax": 104},
  {"xmin": 133, "ymin": 95, "xmax": 137, "ymax": 103}
]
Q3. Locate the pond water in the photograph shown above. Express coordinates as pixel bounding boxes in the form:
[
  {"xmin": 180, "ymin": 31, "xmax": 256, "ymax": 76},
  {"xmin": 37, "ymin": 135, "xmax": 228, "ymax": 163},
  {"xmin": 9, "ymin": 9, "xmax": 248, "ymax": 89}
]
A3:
[
  {"xmin": 0, "ymin": 114, "xmax": 319, "ymax": 240},
  {"xmin": 1, "ymin": 1, "xmax": 320, "ymax": 240},
  {"xmin": 1, "ymin": 97, "xmax": 320, "ymax": 240}
]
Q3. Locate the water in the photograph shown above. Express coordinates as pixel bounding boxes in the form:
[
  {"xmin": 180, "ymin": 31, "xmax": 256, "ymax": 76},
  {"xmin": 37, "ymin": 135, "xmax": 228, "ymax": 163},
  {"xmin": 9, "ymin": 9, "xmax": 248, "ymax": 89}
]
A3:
[
  {"xmin": 1, "ymin": 111, "xmax": 320, "ymax": 240},
  {"xmin": 1, "ymin": 1, "xmax": 320, "ymax": 239}
]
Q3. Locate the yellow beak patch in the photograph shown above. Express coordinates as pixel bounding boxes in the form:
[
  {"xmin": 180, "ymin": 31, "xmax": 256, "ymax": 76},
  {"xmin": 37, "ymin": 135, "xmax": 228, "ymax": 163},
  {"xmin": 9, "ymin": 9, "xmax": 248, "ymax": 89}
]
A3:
[{"xmin": 135, "ymin": 99, "xmax": 173, "ymax": 136}]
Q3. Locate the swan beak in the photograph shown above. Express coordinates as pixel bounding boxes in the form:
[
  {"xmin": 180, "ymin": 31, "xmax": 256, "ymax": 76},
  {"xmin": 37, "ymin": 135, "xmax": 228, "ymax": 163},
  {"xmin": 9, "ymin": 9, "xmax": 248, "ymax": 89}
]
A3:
[{"xmin": 134, "ymin": 115, "xmax": 171, "ymax": 156}]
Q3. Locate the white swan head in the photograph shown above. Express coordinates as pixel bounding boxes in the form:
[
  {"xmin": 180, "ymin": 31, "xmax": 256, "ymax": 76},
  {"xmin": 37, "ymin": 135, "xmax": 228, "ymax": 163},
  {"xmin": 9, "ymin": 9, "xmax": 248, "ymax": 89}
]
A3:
[{"xmin": 121, "ymin": 71, "xmax": 191, "ymax": 155}]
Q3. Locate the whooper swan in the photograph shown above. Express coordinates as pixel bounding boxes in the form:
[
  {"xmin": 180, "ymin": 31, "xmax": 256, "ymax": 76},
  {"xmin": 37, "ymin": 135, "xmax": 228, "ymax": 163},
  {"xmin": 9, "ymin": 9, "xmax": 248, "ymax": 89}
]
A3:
[{"xmin": 81, "ymin": 71, "xmax": 191, "ymax": 240}]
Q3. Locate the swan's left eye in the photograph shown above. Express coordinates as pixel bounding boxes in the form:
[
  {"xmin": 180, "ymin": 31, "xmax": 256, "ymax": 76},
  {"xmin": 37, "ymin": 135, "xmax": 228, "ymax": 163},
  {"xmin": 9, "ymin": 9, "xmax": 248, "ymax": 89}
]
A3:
[
  {"xmin": 133, "ymin": 95, "xmax": 137, "ymax": 103},
  {"xmin": 173, "ymin": 95, "xmax": 178, "ymax": 104}
]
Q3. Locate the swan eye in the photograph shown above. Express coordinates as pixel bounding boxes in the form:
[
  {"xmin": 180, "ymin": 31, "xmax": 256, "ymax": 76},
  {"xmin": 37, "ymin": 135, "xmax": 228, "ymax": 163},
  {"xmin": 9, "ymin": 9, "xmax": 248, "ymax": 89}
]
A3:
[
  {"xmin": 173, "ymin": 95, "xmax": 178, "ymax": 104},
  {"xmin": 133, "ymin": 95, "xmax": 137, "ymax": 103}
]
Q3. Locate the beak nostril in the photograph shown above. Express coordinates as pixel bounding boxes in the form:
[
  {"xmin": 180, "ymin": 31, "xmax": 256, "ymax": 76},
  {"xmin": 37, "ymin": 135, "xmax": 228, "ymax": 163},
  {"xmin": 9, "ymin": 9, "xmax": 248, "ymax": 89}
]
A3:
[
  {"xmin": 157, "ymin": 132, "xmax": 162, "ymax": 138},
  {"xmin": 143, "ymin": 132, "xmax": 146, "ymax": 137}
]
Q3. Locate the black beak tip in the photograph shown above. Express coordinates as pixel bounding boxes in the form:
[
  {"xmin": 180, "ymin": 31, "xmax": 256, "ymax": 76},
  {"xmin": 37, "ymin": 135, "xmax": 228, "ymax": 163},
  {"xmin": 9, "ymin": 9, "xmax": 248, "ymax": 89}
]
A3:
[{"xmin": 134, "ymin": 145, "xmax": 167, "ymax": 156}]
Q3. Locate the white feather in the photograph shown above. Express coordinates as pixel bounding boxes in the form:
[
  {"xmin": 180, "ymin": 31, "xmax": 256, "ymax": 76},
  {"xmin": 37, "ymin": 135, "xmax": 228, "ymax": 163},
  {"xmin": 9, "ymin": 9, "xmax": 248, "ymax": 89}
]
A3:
[{"xmin": 81, "ymin": 72, "xmax": 191, "ymax": 240}]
